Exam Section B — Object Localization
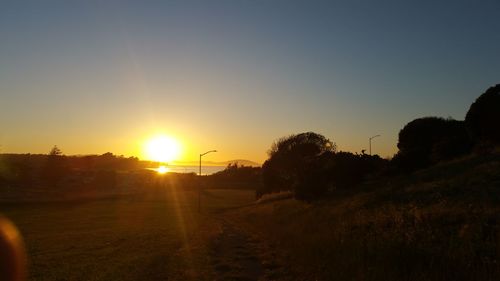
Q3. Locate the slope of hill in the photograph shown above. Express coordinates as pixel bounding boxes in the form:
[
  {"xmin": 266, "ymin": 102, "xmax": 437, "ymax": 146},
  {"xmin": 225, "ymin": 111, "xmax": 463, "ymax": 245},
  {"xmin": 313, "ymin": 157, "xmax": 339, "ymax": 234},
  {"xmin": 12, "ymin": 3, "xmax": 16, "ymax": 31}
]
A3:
[{"xmin": 225, "ymin": 152, "xmax": 500, "ymax": 280}]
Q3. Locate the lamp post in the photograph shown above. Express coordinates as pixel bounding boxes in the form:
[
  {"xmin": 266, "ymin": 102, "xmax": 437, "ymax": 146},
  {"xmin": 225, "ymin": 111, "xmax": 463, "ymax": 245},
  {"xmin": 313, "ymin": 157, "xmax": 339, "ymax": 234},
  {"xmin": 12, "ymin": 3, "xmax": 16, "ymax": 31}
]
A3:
[
  {"xmin": 369, "ymin": 135, "xmax": 380, "ymax": 155},
  {"xmin": 198, "ymin": 150, "xmax": 217, "ymax": 212}
]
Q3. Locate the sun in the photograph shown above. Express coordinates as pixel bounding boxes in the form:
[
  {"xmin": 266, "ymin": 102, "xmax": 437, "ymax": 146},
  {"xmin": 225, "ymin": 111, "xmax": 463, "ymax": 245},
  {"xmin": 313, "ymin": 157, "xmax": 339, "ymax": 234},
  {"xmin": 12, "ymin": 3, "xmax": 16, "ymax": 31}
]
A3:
[
  {"xmin": 144, "ymin": 135, "xmax": 181, "ymax": 163},
  {"xmin": 157, "ymin": 165, "xmax": 169, "ymax": 174}
]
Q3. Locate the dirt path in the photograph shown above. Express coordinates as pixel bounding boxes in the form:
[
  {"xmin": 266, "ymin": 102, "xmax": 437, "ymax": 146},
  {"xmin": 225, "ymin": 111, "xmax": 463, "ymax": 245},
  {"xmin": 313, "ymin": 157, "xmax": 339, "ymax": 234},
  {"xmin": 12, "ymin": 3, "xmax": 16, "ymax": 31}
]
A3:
[
  {"xmin": 209, "ymin": 221, "xmax": 268, "ymax": 281},
  {"xmin": 210, "ymin": 220, "xmax": 286, "ymax": 280}
]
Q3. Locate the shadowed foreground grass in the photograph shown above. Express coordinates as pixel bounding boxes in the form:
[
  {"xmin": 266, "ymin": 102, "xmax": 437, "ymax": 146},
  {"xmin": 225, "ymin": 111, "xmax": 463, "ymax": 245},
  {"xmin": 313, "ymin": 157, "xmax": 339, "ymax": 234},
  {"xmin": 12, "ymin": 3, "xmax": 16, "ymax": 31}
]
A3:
[
  {"xmin": 1, "ymin": 153, "xmax": 499, "ymax": 280},
  {"xmin": 227, "ymin": 154, "xmax": 500, "ymax": 281},
  {"xmin": 1, "ymin": 188, "xmax": 255, "ymax": 281}
]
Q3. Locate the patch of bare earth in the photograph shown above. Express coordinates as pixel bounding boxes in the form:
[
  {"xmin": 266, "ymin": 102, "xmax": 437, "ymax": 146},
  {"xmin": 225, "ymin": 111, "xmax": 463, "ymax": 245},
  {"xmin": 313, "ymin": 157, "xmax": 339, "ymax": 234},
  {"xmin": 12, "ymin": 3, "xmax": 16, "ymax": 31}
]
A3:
[{"xmin": 209, "ymin": 220, "xmax": 285, "ymax": 281}]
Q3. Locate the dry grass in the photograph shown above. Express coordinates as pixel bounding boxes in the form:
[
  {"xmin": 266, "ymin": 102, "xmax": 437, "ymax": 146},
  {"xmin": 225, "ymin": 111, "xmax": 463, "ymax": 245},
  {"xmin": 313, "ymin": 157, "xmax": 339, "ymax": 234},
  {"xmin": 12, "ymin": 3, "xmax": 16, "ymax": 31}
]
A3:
[
  {"xmin": 1, "ymin": 153, "xmax": 499, "ymax": 280},
  {"xmin": 0, "ymin": 188, "xmax": 255, "ymax": 280},
  {"xmin": 227, "ymin": 153, "xmax": 500, "ymax": 280}
]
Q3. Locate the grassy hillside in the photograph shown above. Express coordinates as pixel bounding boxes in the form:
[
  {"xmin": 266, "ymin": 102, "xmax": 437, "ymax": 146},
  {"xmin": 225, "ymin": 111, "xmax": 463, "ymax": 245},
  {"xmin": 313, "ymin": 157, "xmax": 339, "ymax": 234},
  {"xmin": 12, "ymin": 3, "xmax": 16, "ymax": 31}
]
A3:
[
  {"xmin": 227, "ymin": 153, "xmax": 500, "ymax": 280},
  {"xmin": 1, "ymin": 188, "xmax": 256, "ymax": 281}
]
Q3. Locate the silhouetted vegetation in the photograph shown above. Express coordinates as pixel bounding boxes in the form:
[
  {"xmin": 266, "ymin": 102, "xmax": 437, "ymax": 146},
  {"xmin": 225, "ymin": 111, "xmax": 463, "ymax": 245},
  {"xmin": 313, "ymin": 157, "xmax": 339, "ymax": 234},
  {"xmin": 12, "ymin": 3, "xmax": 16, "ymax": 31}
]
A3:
[
  {"xmin": 247, "ymin": 84, "xmax": 500, "ymax": 280},
  {"xmin": 325, "ymin": 151, "xmax": 387, "ymax": 189},
  {"xmin": 391, "ymin": 117, "xmax": 473, "ymax": 172},
  {"xmin": 1, "ymin": 84, "xmax": 498, "ymax": 204},
  {"xmin": 260, "ymin": 132, "xmax": 387, "ymax": 201},
  {"xmin": 41, "ymin": 145, "xmax": 67, "ymax": 187},
  {"xmin": 0, "ymin": 150, "xmax": 146, "ymax": 201},
  {"xmin": 260, "ymin": 132, "xmax": 336, "ymax": 200},
  {"xmin": 237, "ymin": 152, "xmax": 500, "ymax": 280},
  {"xmin": 465, "ymin": 84, "xmax": 500, "ymax": 147},
  {"xmin": 258, "ymin": 84, "xmax": 500, "ymax": 201},
  {"xmin": 1, "ymin": 84, "xmax": 499, "ymax": 280},
  {"xmin": 205, "ymin": 162, "xmax": 262, "ymax": 190}
]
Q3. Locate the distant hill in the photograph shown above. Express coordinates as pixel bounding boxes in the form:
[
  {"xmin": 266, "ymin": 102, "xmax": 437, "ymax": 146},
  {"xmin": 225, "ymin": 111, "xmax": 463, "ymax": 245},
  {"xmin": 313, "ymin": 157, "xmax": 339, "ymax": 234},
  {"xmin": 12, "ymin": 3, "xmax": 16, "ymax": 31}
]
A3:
[{"xmin": 172, "ymin": 159, "xmax": 261, "ymax": 167}]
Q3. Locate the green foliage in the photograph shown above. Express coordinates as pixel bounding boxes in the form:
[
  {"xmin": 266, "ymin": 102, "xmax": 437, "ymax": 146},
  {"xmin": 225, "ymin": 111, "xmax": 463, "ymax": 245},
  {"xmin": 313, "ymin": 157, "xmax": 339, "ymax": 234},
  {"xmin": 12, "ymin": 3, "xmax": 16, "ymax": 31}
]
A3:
[{"xmin": 465, "ymin": 84, "xmax": 500, "ymax": 145}]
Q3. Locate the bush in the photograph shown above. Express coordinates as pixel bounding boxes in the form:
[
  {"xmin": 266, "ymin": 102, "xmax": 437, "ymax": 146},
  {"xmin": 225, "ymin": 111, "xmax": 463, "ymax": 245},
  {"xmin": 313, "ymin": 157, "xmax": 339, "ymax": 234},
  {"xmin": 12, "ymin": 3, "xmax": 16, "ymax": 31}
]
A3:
[
  {"xmin": 394, "ymin": 117, "xmax": 472, "ymax": 171},
  {"xmin": 465, "ymin": 84, "xmax": 500, "ymax": 145},
  {"xmin": 261, "ymin": 133, "xmax": 387, "ymax": 201},
  {"xmin": 206, "ymin": 162, "xmax": 262, "ymax": 190},
  {"xmin": 260, "ymin": 132, "xmax": 336, "ymax": 200},
  {"xmin": 323, "ymin": 151, "xmax": 387, "ymax": 190}
]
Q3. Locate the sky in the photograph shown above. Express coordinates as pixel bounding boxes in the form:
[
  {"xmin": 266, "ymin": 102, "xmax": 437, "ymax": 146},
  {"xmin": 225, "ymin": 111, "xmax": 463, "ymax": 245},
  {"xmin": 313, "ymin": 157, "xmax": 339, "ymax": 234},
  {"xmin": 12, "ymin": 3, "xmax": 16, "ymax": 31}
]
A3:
[{"xmin": 1, "ymin": 0, "xmax": 499, "ymax": 164}]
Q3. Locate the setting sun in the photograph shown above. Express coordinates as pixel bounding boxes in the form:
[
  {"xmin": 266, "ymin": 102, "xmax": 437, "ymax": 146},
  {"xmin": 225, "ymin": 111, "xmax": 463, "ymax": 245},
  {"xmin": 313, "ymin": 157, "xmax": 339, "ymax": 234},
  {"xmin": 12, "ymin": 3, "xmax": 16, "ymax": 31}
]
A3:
[
  {"xmin": 157, "ymin": 165, "xmax": 169, "ymax": 174},
  {"xmin": 144, "ymin": 135, "xmax": 182, "ymax": 163}
]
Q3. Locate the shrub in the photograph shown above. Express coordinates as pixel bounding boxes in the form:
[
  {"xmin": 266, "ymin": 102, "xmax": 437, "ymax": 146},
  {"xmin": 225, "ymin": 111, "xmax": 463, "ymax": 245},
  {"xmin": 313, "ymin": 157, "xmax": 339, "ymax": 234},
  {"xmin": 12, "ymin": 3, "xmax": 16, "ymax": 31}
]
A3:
[
  {"xmin": 260, "ymin": 132, "xmax": 336, "ymax": 200},
  {"xmin": 465, "ymin": 84, "xmax": 500, "ymax": 145},
  {"xmin": 324, "ymin": 152, "xmax": 387, "ymax": 190},
  {"xmin": 394, "ymin": 117, "xmax": 472, "ymax": 171},
  {"xmin": 261, "ymin": 133, "xmax": 387, "ymax": 201}
]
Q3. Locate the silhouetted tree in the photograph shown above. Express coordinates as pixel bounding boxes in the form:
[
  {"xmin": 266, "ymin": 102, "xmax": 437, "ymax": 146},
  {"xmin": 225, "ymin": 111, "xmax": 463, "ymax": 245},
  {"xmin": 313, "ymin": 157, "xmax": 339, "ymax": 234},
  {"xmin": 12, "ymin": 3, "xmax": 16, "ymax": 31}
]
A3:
[
  {"xmin": 465, "ymin": 84, "xmax": 500, "ymax": 146},
  {"xmin": 260, "ymin": 159, "xmax": 283, "ymax": 198},
  {"xmin": 49, "ymin": 145, "xmax": 62, "ymax": 157},
  {"xmin": 394, "ymin": 117, "xmax": 472, "ymax": 171},
  {"xmin": 42, "ymin": 145, "xmax": 67, "ymax": 187},
  {"xmin": 261, "ymin": 132, "xmax": 336, "ymax": 200},
  {"xmin": 293, "ymin": 151, "xmax": 333, "ymax": 200}
]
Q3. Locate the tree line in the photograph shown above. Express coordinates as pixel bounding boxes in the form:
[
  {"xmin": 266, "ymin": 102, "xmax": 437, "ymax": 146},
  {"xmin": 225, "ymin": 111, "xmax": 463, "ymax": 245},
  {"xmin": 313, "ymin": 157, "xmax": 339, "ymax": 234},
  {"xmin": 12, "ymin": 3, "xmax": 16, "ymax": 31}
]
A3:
[
  {"xmin": 257, "ymin": 84, "xmax": 500, "ymax": 201},
  {"xmin": 0, "ymin": 150, "xmax": 142, "ymax": 189}
]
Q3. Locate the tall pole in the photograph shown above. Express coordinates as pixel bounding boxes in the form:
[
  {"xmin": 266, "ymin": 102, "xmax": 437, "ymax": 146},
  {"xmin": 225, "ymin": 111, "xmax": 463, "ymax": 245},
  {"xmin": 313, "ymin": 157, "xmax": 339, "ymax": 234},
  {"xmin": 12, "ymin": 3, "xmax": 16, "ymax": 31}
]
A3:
[
  {"xmin": 369, "ymin": 135, "xmax": 381, "ymax": 155},
  {"xmin": 198, "ymin": 150, "xmax": 217, "ymax": 212},
  {"xmin": 198, "ymin": 154, "xmax": 202, "ymax": 212}
]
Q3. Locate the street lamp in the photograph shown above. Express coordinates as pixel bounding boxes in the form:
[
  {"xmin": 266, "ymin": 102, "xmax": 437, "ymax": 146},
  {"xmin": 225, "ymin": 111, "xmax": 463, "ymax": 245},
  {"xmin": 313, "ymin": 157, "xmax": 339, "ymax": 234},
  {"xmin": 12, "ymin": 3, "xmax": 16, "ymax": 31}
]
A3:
[
  {"xmin": 369, "ymin": 135, "xmax": 380, "ymax": 155},
  {"xmin": 198, "ymin": 150, "xmax": 217, "ymax": 212},
  {"xmin": 199, "ymin": 150, "xmax": 217, "ymax": 176}
]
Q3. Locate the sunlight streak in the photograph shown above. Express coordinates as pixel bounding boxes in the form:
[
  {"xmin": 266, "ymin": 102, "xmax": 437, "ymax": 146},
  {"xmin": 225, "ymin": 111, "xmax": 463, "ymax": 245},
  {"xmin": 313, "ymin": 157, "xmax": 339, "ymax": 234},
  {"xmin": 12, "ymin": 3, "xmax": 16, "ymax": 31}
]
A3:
[{"xmin": 163, "ymin": 178, "xmax": 196, "ymax": 272}]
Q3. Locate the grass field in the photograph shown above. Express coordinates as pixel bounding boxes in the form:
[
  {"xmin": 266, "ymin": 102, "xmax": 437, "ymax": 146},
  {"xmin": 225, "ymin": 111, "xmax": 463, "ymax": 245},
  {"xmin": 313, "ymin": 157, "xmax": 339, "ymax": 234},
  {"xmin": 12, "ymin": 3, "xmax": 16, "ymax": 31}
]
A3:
[
  {"xmin": 1, "ymin": 187, "xmax": 256, "ymax": 281},
  {"xmin": 1, "ymin": 153, "xmax": 499, "ymax": 280}
]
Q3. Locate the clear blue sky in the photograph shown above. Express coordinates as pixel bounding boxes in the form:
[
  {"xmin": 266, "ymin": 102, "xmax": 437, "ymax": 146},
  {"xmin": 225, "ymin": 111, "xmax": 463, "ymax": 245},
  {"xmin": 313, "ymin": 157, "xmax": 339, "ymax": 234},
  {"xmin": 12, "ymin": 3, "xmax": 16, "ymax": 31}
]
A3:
[{"xmin": 1, "ymin": 0, "xmax": 499, "ymax": 163}]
